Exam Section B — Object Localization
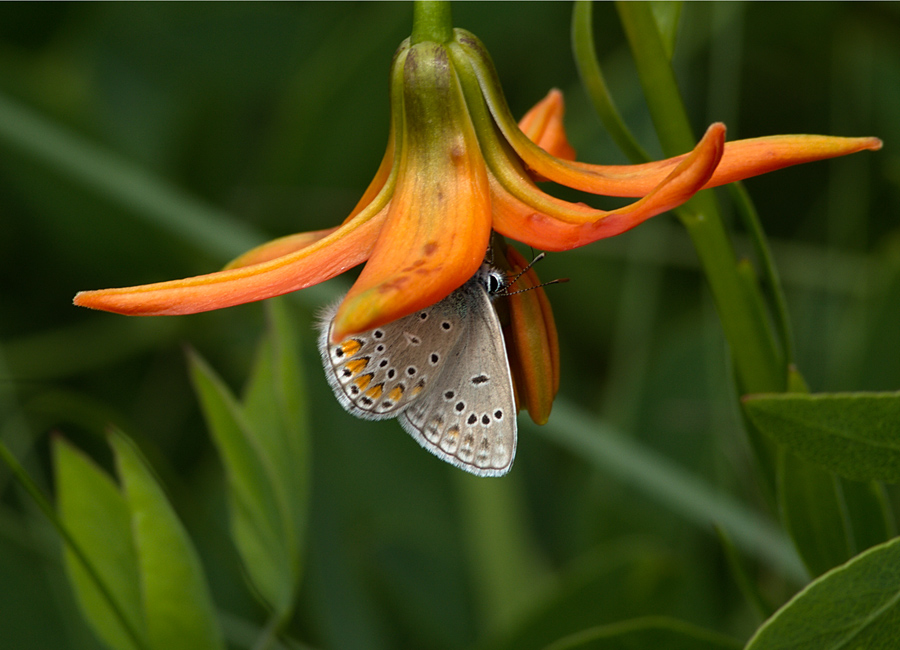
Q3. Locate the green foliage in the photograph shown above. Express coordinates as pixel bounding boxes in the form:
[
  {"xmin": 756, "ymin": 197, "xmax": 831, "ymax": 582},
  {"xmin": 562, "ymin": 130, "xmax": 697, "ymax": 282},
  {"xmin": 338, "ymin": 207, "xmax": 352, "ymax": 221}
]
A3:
[
  {"xmin": 2, "ymin": 2, "xmax": 900, "ymax": 650},
  {"xmin": 776, "ymin": 450, "xmax": 855, "ymax": 577},
  {"xmin": 188, "ymin": 298, "xmax": 309, "ymax": 622},
  {"xmin": 745, "ymin": 392, "xmax": 900, "ymax": 482},
  {"xmin": 54, "ymin": 437, "xmax": 147, "ymax": 650},
  {"xmin": 746, "ymin": 537, "xmax": 900, "ymax": 650},
  {"xmin": 54, "ymin": 431, "xmax": 223, "ymax": 650},
  {"xmin": 545, "ymin": 616, "xmax": 741, "ymax": 650}
]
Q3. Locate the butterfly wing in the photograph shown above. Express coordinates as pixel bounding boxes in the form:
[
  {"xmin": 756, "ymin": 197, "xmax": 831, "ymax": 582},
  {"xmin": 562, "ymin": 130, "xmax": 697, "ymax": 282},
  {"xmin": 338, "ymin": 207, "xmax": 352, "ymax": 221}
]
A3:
[
  {"xmin": 400, "ymin": 281, "xmax": 517, "ymax": 477},
  {"xmin": 318, "ymin": 296, "xmax": 467, "ymax": 420}
]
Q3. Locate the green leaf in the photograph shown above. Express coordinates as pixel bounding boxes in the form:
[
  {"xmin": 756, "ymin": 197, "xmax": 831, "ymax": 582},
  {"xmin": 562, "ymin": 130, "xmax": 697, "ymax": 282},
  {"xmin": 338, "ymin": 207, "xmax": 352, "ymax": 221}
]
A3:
[
  {"xmin": 544, "ymin": 616, "xmax": 741, "ymax": 650},
  {"xmin": 190, "ymin": 297, "xmax": 309, "ymax": 623},
  {"xmin": 53, "ymin": 437, "xmax": 148, "ymax": 650},
  {"xmin": 744, "ymin": 391, "xmax": 900, "ymax": 481},
  {"xmin": 777, "ymin": 450, "xmax": 852, "ymax": 577},
  {"xmin": 188, "ymin": 349, "xmax": 294, "ymax": 615},
  {"xmin": 243, "ymin": 298, "xmax": 310, "ymax": 586},
  {"xmin": 110, "ymin": 431, "xmax": 224, "ymax": 650},
  {"xmin": 746, "ymin": 537, "xmax": 900, "ymax": 649}
]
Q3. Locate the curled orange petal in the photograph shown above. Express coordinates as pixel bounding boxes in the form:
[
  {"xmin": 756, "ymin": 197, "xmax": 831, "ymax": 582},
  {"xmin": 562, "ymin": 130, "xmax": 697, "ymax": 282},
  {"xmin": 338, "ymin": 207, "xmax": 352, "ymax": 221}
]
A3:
[
  {"xmin": 456, "ymin": 36, "xmax": 881, "ymax": 199},
  {"xmin": 517, "ymin": 89, "xmax": 576, "ymax": 162},
  {"xmin": 491, "ymin": 123, "xmax": 726, "ymax": 250},
  {"xmin": 502, "ymin": 246, "xmax": 560, "ymax": 425},
  {"xmin": 562, "ymin": 134, "xmax": 884, "ymax": 197},
  {"xmin": 74, "ymin": 208, "xmax": 386, "ymax": 316}
]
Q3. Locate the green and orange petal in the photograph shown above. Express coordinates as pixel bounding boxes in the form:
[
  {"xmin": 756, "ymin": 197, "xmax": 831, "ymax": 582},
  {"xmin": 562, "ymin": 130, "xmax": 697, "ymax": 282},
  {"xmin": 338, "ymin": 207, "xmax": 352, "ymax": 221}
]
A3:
[
  {"xmin": 454, "ymin": 30, "xmax": 881, "ymax": 199},
  {"xmin": 489, "ymin": 123, "xmax": 726, "ymax": 250},
  {"xmin": 331, "ymin": 40, "xmax": 491, "ymax": 341}
]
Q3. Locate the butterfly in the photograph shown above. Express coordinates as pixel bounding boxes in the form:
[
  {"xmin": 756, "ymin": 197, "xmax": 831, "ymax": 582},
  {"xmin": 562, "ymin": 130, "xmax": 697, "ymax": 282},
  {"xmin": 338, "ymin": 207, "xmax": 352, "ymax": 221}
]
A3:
[{"xmin": 318, "ymin": 264, "xmax": 516, "ymax": 477}]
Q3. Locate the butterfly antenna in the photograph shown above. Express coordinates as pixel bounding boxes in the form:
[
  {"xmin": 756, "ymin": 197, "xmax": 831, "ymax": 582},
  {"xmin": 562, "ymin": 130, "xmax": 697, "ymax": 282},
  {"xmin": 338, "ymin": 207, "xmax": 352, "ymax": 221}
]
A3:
[{"xmin": 501, "ymin": 252, "xmax": 570, "ymax": 296}]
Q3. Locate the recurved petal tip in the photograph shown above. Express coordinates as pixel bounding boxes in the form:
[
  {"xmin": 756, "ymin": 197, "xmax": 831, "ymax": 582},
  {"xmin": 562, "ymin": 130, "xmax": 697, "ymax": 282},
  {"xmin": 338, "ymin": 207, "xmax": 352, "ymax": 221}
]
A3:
[
  {"xmin": 518, "ymin": 88, "xmax": 576, "ymax": 162},
  {"xmin": 705, "ymin": 133, "xmax": 884, "ymax": 189},
  {"xmin": 864, "ymin": 137, "xmax": 884, "ymax": 151}
]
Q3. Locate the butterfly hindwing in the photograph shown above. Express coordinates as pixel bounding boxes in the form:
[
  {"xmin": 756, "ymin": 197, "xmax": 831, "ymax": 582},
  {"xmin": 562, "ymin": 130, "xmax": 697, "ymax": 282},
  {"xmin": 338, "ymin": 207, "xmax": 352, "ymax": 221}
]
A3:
[{"xmin": 400, "ymin": 277, "xmax": 517, "ymax": 477}]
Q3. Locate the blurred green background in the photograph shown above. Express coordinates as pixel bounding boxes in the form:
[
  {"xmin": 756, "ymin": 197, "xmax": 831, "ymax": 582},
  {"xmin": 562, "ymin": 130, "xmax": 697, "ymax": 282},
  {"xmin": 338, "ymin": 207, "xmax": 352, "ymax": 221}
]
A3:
[{"xmin": 2, "ymin": 2, "xmax": 899, "ymax": 649}]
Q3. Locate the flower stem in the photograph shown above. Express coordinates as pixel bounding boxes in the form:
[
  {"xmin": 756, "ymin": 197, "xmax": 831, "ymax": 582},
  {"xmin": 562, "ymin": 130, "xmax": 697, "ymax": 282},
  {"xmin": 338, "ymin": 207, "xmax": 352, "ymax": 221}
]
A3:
[
  {"xmin": 411, "ymin": 0, "xmax": 453, "ymax": 45},
  {"xmin": 615, "ymin": 1, "xmax": 785, "ymax": 394}
]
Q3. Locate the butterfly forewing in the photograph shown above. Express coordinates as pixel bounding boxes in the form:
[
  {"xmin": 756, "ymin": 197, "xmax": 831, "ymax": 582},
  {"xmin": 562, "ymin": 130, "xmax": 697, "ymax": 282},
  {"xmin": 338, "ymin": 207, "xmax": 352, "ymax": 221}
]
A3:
[
  {"xmin": 400, "ymin": 280, "xmax": 516, "ymax": 477},
  {"xmin": 318, "ymin": 299, "xmax": 467, "ymax": 419}
]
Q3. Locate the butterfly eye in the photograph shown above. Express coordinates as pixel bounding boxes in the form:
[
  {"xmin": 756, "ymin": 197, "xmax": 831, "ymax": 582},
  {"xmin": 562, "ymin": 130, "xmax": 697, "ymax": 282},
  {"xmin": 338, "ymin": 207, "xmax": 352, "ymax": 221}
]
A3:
[{"xmin": 487, "ymin": 273, "xmax": 504, "ymax": 294}]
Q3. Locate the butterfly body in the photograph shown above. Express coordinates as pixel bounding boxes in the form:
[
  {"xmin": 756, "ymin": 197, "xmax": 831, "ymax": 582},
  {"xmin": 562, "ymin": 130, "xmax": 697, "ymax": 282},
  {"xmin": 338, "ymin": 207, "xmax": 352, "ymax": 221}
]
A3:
[{"xmin": 318, "ymin": 265, "xmax": 516, "ymax": 476}]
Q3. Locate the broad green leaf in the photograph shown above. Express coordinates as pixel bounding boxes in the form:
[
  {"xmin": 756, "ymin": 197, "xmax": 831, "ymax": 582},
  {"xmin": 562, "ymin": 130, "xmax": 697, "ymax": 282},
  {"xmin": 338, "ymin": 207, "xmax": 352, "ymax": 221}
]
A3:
[
  {"xmin": 188, "ymin": 349, "xmax": 293, "ymax": 614},
  {"xmin": 54, "ymin": 437, "xmax": 148, "ymax": 650},
  {"xmin": 544, "ymin": 616, "xmax": 741, "ymax": 650},
  {"xmin": 189, "ymin": 344, "xmax": 297, "ymax": 616},
  {"xmin": 743, "ymin": 391, "xmax": 900, "ymax": 481},
  {"xmin": 746, "ymin": 537, "xmax": 900, "ymax": 649},
  {"xmin": 242, "ymin": 298, "xmax": 310, "ymax": 586},
  {"xmin": 777, "ymin": 450, "xmax": 852, "ymax": 577},
  {"xmin": 110, "ymin": 431, "xmax": 224, "ymax": 650}
]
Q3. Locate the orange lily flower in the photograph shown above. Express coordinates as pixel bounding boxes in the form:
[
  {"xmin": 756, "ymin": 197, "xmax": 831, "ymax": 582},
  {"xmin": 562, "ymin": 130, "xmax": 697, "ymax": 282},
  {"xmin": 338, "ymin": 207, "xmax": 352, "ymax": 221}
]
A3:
[{"xmin": 74, "ymin": 28, "xmax": 881, "ymax": 346}]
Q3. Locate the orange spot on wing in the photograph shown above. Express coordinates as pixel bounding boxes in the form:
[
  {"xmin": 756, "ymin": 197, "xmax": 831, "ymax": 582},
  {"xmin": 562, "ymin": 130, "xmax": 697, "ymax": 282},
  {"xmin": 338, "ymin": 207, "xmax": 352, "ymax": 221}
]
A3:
[
  {"xmin": 344, "ymin": 358, "xmax": 369, "ymax": 375},
  {"xmin": 354, "ymin": 374, "xmax": 374, "ymax": 391}
]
